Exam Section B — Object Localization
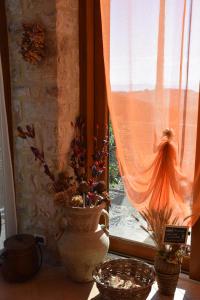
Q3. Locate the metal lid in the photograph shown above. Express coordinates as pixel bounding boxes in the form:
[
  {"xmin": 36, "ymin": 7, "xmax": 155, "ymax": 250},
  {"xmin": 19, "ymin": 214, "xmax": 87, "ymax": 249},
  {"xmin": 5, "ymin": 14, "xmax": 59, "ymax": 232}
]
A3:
[{"xmin": 4, "ymin": 234, "xmax": 36, "ymax": 252}]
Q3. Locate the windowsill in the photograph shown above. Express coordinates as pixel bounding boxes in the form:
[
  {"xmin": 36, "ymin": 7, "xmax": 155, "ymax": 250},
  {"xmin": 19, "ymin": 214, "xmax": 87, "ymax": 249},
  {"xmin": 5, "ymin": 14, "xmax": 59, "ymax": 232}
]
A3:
[{"xmin": 0, "ymin": 260, "xmax": 200, "ymax": 300}]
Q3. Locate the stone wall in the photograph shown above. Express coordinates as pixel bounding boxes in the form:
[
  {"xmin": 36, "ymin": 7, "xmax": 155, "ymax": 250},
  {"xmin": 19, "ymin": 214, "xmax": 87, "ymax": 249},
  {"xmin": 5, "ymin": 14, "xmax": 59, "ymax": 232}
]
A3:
[{"xmin": 5, "ymin": 0, "xmax": 79, "ymax": 254}]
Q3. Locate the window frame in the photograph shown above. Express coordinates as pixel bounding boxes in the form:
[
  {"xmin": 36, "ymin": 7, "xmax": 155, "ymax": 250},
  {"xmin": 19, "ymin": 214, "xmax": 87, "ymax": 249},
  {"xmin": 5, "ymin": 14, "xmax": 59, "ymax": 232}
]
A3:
[{"xmin": 79, "ymin": 0, "xmax": 109, "ymax": 180}]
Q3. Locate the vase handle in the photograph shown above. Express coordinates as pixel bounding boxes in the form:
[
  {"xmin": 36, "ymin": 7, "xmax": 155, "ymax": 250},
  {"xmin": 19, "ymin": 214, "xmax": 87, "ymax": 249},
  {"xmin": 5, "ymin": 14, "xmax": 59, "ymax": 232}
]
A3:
[
  {"xmin": 55, "ymin": 217, "xmax": 68, "ymax": 240},
  {"xmin": 100, "ymin": 209, "xmax": 109, "ymax": 235}
]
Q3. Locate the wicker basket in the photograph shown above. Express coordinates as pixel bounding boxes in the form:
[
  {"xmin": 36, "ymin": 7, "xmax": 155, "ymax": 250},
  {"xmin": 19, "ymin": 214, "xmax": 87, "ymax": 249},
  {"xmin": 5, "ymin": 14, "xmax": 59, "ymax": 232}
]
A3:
[{"xmin": 93, "ymin": 258, "xmax": 155, "ymax": 300}]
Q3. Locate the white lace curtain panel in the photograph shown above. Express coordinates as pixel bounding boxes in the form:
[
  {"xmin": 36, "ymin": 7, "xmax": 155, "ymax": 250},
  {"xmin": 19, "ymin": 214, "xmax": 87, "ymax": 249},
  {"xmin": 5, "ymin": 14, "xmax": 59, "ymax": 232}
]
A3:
[{"xmin": 0, "ymin": 54, "xmax": 17, "ymax": 237}]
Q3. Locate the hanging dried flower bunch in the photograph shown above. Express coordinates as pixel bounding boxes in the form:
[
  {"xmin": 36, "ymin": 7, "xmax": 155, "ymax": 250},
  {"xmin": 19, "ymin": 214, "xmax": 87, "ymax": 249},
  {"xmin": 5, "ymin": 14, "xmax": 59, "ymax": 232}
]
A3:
[{"xmin": 21, "ymin": 23, "xmax": 45, "ymax": 64}]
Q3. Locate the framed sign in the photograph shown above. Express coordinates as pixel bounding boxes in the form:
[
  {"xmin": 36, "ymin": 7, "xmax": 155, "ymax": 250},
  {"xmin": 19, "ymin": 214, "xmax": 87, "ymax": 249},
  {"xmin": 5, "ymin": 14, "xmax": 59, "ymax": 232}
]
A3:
[{"xmin": 163, "ymin": 225, "xmax": 189, "ymax": 245}]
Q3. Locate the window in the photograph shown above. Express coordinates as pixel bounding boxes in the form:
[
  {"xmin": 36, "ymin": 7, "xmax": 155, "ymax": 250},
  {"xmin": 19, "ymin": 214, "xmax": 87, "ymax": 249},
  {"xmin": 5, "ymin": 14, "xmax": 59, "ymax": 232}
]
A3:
[{"xmin": 79, "ymin": 0, "xmax": 200, "ymax": 280}]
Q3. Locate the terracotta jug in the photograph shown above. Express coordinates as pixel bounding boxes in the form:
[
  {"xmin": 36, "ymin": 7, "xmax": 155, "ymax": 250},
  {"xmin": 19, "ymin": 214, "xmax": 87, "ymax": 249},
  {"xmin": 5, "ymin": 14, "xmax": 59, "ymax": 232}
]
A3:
[
  {"xmin": 57, "ymin": 202, "xmax": 109, "ymax": 282},
  {"xmin": 1, "ymin": 234, "xmax": 42, "ymax": 282}
]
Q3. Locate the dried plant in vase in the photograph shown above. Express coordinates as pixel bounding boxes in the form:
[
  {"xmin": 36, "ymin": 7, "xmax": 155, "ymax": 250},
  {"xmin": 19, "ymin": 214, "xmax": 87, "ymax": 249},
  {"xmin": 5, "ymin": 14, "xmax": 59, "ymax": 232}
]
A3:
[
  {"xmin": 17, "ymin": 118, "xmax": 110, "ymax": 209},
  {"xmin": 133, "ymin": 204, "xmax": 190, "ymax": 295},
  {"xmin": 17, "ymin": 117, "xmax": 110, "ymax": 282}
]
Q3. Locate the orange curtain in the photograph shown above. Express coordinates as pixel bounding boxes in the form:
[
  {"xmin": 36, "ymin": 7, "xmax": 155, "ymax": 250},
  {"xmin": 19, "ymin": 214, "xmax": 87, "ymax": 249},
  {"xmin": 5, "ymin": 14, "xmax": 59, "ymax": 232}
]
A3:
[{"xmin": 100, "ymin": 0, "xmax": 200, "ymax": 225}]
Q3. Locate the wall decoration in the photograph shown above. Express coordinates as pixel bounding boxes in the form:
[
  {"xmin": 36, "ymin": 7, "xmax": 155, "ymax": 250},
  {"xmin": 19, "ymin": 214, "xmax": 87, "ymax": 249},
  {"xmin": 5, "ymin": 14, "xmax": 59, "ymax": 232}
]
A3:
[{"xmin": 21, "ymin": 23, "xmax": 45, "ymax": 64}]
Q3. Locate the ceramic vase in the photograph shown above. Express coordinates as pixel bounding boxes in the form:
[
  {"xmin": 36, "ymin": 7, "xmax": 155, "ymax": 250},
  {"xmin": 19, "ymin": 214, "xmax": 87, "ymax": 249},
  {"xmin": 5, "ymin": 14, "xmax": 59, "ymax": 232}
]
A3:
[{"xmin": 57, "ymin": 202, "xmax": 109, "ymax": 282}]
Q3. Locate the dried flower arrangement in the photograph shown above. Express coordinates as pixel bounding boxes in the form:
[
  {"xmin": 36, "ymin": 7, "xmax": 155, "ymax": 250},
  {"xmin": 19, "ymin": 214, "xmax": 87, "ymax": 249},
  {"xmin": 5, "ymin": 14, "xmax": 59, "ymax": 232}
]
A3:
[
  {"xmin": 133, "ymin": 204, "xmax": 190, "ymax": 264},
  {"xmin": 17, "ymin": 117, "xmax": 110, "ymax": 209},
  {"xmin": 21, "ymin": 23, "xmax": 45, "ymax": 64}
]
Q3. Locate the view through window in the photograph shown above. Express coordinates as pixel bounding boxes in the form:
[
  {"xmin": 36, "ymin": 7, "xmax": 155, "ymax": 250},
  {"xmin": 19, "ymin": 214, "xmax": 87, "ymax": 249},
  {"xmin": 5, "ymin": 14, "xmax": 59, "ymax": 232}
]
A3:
[{"xmin": 109, "ymin": 121, "xmax": 154, "ymax": 246}]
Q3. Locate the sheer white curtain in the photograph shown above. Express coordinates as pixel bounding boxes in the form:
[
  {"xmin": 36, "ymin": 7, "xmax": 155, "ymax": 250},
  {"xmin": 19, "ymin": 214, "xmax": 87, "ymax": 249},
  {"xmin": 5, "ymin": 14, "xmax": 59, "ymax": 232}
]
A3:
[
  {"xmin": 0, "ymin": 54, "xmax": 17, "ymax": 238},
  {"xmin": 100, "ymin": 0, "xmax": 200, "ymax": 224}
]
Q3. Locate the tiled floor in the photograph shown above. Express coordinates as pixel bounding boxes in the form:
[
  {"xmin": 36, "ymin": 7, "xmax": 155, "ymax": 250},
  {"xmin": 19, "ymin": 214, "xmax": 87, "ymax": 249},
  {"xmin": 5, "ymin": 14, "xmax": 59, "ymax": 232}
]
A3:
[{"xmin": 0, "ymin": 264, "xmax": 200, "ymax": 300}]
